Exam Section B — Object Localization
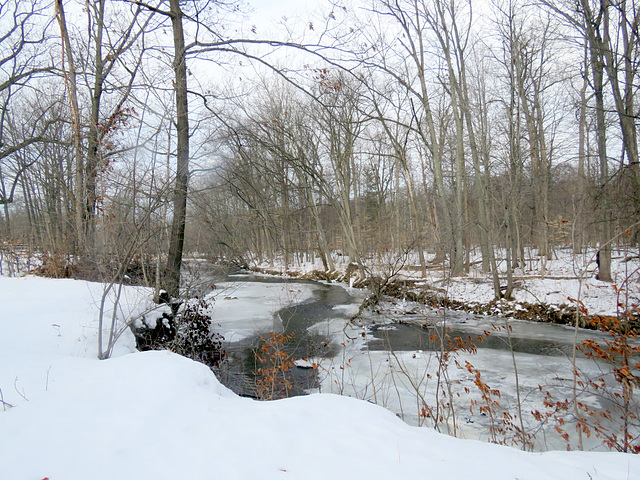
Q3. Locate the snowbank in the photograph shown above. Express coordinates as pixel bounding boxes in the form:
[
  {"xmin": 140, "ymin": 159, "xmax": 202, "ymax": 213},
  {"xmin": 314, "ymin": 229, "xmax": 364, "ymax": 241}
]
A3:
[{"xmin": 1, "ymin": 275, "xmax": 638, "ymax": 479}]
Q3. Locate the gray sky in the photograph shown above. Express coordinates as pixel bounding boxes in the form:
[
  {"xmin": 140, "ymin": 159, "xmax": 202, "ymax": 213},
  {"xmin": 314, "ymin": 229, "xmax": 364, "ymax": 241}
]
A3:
[{"xmin": 248, "ymin": 0, "xmax": 326, "ymax": 30}]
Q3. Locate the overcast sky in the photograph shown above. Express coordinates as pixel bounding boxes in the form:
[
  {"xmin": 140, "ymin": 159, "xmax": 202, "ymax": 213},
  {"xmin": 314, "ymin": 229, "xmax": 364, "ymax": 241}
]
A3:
[{"xmin": 248, "ymin": 0, "xmax": 328, "ymax": 31}]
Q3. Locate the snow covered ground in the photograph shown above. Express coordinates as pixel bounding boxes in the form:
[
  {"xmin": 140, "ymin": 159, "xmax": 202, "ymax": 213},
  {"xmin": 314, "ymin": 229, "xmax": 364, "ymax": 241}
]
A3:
[
  {"xmin": 441, "ymin": 247, "xmax": 640, "ymax": 315},
  {"xmin": 257, "ymin": 247, "xmax": 640, "ymax": 316},
  {"xmin": 1, "ymin": 274, "xmax": 639, "ymax": 479}
]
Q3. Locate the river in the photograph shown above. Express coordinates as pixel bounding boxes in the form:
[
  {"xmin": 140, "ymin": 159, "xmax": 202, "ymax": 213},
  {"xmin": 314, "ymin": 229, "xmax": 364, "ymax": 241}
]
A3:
[{"xmin": 201, "ymin": 268, "xmax": 635, "ymax": 451}]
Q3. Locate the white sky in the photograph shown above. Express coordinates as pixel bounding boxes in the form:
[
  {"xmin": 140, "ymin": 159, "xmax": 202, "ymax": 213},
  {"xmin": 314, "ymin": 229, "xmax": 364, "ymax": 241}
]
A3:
[
  {"xmin": 249, "ymin": 0, "xmax": 324, "ymax": 21},
  {"xmin": 247, "ymin": 0, "xmax": 331, "ymax": 34}
]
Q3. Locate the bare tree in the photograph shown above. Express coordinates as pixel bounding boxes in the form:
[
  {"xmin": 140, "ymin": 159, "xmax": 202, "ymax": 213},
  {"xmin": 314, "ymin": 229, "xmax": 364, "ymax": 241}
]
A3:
[
  {"xmin": 358, "ymin": 0, "xmax": 453, "ymax": 269},
  {"xmin": 541, "ymin": 0, "xmax": 638, "ymax": 281},
  {"xmin": 56, "ymin": 0, "xmax": 151, "ymax": 257},
  {"xmin": 0, "ymin": 0, "xmax": 54, "ymax": 232},
  {"xmin": 162, "ymin": 0, "xmax": 190, "ymax": 299}
]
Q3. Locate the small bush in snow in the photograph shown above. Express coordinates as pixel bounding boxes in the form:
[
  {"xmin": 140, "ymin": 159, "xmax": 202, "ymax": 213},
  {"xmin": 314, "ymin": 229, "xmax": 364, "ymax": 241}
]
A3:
[
  {"xmin": 172, "ymin": 298, "xmax": 226, "ymax": 368},
  {"xmin": 134, "ymin": 297, "xmax": 225, "ymax": 369}
]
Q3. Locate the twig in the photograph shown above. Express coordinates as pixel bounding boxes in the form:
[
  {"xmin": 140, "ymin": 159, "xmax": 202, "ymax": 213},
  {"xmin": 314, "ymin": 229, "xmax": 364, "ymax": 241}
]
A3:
[
  {"xmin": 13, "ymin": 377, "xmax": 27, "ymax": 401},
  {"xmin": 0, "ymin": 387, "xmax": 14, "ymax": 410}
]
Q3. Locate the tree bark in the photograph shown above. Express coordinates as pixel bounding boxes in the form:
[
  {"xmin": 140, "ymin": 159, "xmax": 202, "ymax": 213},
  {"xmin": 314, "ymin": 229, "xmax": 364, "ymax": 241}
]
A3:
[
  {"xmin": 580, "ymin": 0, "xmax": 612, "ymax": 281},
  {"xmin": 55, "ymin": 0, "xmax": 85, "ymax": 254},
  {"xmin": 165, "ymin": 0, "xmax": 190, "ymax": 298}
]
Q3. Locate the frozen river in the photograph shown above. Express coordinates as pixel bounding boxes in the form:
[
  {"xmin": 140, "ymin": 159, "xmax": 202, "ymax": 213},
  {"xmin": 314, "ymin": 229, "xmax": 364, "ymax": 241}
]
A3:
[{"xmin": 204, "ymin": 270, "xmax": 636, "ymax": 452}]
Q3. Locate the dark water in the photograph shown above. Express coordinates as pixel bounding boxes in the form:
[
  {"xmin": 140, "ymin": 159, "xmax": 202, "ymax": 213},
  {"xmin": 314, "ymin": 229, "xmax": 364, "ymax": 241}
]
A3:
[
  {"xmin": 279, "ymin": 283, "xmax": 352, "ymax": 354},
  {"xmin": 211, "ymin": 273, "xmax": 357, "ymax": 397},
  {"xmin": 368, "ymin": 322, "xmax": 575, "ymax": 357}
]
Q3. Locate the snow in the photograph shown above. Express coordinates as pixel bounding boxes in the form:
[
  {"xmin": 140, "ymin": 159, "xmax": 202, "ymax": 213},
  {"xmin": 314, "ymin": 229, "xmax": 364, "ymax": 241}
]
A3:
[
  {"xmin": 414, "ymin": 248, "xmax": 640, "ymax": 316},
  {"xmin": 256, "ymin": 247, "xmax": 640, "ymax": 317},
  {"xmin": 208, "ymin": 279, "xmax": 316, "ymax": 342},
  {"xmin": 1, "ymin": 274, "xmax": 639, "ymax": 479}
]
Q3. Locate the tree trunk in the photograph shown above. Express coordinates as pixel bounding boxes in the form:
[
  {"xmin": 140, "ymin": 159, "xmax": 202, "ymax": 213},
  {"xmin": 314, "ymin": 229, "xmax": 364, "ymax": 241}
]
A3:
[
  {"xmin": 165, "ymin": 0, "xmax": 190, "ymax": 299},
  {"xmin": 583, "ymin": 2, "xmax": 612, "ymax": 282},
  {"xmin": 55, "ymin": 0, "xmax": 85, "ymax": 254},
  {"xmin": 574, "ymin": 59, "xmax": 588, "ymax": 254}
]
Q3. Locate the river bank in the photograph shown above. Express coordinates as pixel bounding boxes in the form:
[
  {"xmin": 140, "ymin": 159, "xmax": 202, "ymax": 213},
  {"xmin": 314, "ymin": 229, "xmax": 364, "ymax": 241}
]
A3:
[{"xmin": 249, "ymin": 247, "xmax": 640, "ymax": 330}]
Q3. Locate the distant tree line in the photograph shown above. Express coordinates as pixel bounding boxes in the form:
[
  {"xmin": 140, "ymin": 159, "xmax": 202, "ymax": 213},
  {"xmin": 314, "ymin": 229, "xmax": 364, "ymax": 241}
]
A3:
[{"xmin": 0, "ymin": 0, "xmax": 638, "ymax": 299}]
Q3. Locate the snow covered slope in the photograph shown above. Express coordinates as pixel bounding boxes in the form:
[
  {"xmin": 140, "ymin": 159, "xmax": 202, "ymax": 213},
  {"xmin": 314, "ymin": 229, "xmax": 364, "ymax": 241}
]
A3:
[{"xmin": 0, "ymin": 275, "xmax": 637, "ymax": 480}]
